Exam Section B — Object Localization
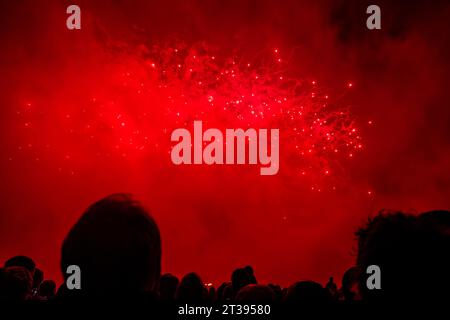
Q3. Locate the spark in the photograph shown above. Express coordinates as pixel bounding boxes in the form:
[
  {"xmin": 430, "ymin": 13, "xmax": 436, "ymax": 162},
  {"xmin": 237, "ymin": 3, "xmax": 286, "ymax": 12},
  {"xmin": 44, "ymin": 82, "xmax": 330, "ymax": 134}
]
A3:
[{"xmin": 16, "ymin": 43, "xmax": 365, "ymax": 189}]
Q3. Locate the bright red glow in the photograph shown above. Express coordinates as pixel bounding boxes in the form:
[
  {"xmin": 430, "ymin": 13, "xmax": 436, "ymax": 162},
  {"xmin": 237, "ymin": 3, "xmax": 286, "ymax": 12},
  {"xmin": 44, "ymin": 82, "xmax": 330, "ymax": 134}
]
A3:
[
  {"xmin": 1, "ymin": 1, "xmax": 449, "ymax": 288},
  {"xmin": 18, "ymin": 43, "xmax": 364, "ymax": 190}
]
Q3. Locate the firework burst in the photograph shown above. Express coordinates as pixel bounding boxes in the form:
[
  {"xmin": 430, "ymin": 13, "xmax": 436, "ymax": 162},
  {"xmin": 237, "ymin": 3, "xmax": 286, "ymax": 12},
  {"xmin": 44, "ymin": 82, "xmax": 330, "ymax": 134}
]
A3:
[{"xmin": 17, "ymin": 42, "xmax": 364, "ymax": 190}]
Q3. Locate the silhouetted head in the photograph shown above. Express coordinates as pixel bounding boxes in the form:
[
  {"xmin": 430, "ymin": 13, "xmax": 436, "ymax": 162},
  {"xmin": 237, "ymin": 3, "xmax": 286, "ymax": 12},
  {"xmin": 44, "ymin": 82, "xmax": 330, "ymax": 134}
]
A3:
[
  {"xmin": 61, "ymin": 194, "xmax": 161, "ymax": 298},
  {"xmin": 222, "ymin": 283, "xmax": 234, "ymax": 301},
  {"xmin": 231, "ymin": 267, "xmax": 253, "ymax": 295},
  {"xmin": 341, "ymin": 266, "xmax": 360, "ymax": 301},
  {"xmin": 325, "ymin": 276, "xmax": 338, "ymax": 299},
  {"xmin": 356, "ymin": 210, "xmax": 450, "ymax": 302},
  {"xmin": 207, "ymin": 285, "xmax": 216, "ymax": 301},
  {"xmin": 235, "ymin": 284, "xmax": 275, "ymax": 303},
  {"xmin": 284, "ymin": 281, "xmax": 331, "ymax": 305},
  {"xmin": 0, "ymin": 267, "xmax": 33, "ymax": 301},
  {"xmin": 39, "ymin": 280, "xmax": 56, "ymax": 299},
  {"xmin": 217, "ymin": 282, "xmax": 231, "ymax": 302},
  {"xmin": 158, "ymin": 273, "xmax": 179, "ymax": 301},
  {"xmin": 4, "ymin": 256, "xmax": 36, "ymax": 277},
  {"xmin": 244, "ymin": 265, "xmax": 257, "ymax": 284},
  {"xmin": 268, "ymin": 283, "xmax": 282, "ymax": 302},
  {"xmin": 176, "ymin": 273, "xmax": 206, "ymax": 303},
  {"xmin": 33, "ymin": 268, "xmax": 44, "ymax": 290}
]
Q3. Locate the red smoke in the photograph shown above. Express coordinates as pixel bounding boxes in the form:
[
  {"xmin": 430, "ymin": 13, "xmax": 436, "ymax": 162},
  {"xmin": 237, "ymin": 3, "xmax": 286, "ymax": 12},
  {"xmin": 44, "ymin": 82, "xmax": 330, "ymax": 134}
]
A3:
[{"xmin": 0, "ymin": 0, "xmax": 449, "ymax": 287}]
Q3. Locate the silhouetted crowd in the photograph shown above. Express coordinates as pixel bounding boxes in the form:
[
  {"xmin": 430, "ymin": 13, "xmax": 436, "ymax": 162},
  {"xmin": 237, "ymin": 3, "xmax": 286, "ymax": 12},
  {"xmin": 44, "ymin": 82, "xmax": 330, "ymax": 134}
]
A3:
[{"xmin": 1, "ymin": 194, "xmax": 449, "ymax": 305}]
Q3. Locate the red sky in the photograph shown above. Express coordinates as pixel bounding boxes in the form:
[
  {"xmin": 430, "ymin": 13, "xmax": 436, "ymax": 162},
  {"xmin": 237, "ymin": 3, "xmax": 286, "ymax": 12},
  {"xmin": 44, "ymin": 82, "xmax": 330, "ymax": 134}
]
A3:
[{"xmin": 1, "ymin": 0, "xmax": 449, "ymax": 287}]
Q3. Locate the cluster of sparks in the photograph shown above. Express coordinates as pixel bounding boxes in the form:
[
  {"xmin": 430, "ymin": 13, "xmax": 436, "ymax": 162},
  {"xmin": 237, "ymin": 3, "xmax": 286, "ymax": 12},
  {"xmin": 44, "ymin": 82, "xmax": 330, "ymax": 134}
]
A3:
[{"xmin": 14, "ymin": 42, "xmax": 369, "ymax": 191}]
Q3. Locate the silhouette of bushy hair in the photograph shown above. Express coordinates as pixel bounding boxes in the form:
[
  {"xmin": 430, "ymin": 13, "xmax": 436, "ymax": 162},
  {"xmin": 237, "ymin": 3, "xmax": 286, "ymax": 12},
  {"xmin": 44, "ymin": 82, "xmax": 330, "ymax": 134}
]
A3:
[
  {"xmin": 158, "ymin": 273, "xmax": 179, "ymax": 301},
  {"xmin": 231, "ymin": 266, "xmax": 256, "ymax": 296},
  {"xmin": 341, "ymin": 266, "xmax": 359, "ymax": 301},
  {"xmin": 0, "ymin": 267, "xmax": 33, "ymax": 301},
  {"xmin": 4, "ymin": 256, "xmax": 36, "ymax": 276},
  {"xmin": 39, "ymin": 280, "xmax": 56, "ymax": 300},
  {"xmin": 61, "ymin": 193, "xmax": 161, "ymax": 298},
  {"xmin": 176, "ymin": 273, "xmax": 206, "ymax": 303},
  {"xmin": 356, "ymin": 210, "xmax": 450, "ymax": 302}
]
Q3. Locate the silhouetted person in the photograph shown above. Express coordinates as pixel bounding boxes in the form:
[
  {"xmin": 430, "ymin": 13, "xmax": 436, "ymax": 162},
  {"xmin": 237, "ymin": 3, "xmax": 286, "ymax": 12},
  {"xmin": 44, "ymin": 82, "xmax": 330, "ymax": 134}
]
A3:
[
  {"xmin": 4, "ymin": 256, "xmax": 36, "ymax": 278},
  {"xmin": 235, "ymin": 284, "xmax": 275, "ymax": 303},
  {"xmin": 221, "ymin": 283, "xmax": 234, "ymax": 301},
  {"xmin": 356, "ymin": 210, "xmax": 450, "ymax": 302},
  {"xmin": 268, "ymin": 283, "xmax": 282, "ymax": 302},
  {"xmin": 39, "ymin": 280, "xmax": 56, "ymax": 300},
  {"xmin": 341, "ymin": 266, "xmax": 360, "ymax": 302},
  {"xmin": 231, "ymin": 266, "xmax": 255, "ymax": 297},
  {"xmin": 32, "ymin": 268, "xmax": 44, "ymax": 297},
  {"xmin": 244, "ymin": 265, "xmax": 257, "ymax": 284},
  {"xmin": 284, "ymin": 281, "xmax": 331, "ymax": 305},
  {"xmin": 207, "ymin": 285, "xmax": 216, "ymax": 302},
  {"xmin": 325, "ymin": 276, "xmax": 338, "ymax": 299},
  {"xmin": 0, "ymin": 267, "xmax": 33, "ymax": 301},
  {"xmin": 158, "ymin": 273, "xmax": 179, "ymax": 301},
  {"xmin": 217, "ymin": 282, "xmax": 232, "ymax": 302},
  {"xmin": 60, "ymin": 193, "xmax": 161, "ymax": 299},
  {"xmin": 176, "ymin": 273, "xmax": 206, "ymax": 303}
]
